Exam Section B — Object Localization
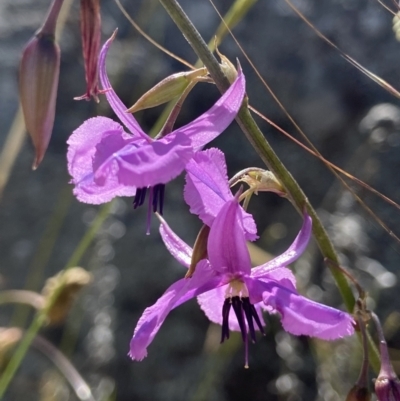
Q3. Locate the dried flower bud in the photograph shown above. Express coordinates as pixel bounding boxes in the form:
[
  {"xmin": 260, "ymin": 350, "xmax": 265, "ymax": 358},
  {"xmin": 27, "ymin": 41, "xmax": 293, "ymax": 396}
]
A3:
[
  {"xmin": 127, "ymin": 68, "xmax": 208, "ymax": 113},
  {"xmin": 346, "ymin": 385, "xmax": 371, "ymax": 401},
  {"xmin": 233, "ymin": 169, "xmax": 286, "ymax": 198},
  {"xmin": 246, "ymin": 170, "xmax": 285, "ymax": 195},
  {"xmin": 74, "ymin": 0, "xmax": 101, "ymax": 101},
  {"xmin": 42, "ymin": 267, "xmax": 92, "ymax": 325},
  {"xmin": 185, "ymin": 224, "xmax": 210, "ymax": 278},
  {"xmin": 215, "ymin": 44, "xmax": 238, "ymax": 84},
  {"xmin": 0, "ymin": 328, "xmax": 23, "ymax": 371},
  {"xmin": 19, "ymin": 0, "xmax": 63, "ymax": 169}
]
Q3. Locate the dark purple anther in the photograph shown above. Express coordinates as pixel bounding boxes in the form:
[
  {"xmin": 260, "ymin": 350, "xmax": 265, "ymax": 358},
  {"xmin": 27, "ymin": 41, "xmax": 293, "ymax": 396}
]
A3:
[{"xmin": 221, "ymin": 296, "xmax": 265, "ymax": 346}]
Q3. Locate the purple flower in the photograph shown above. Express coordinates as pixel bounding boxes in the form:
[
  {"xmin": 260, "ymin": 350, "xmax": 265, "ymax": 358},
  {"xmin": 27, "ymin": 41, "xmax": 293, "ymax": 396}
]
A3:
[
  {"xmin": 67, "ymin": 33, "xmax": 246, "ymax": 211},
  {"xmin": 129, "ymin": 199, "xmax": 354, "ymax": 363},
  {"xmin": 185, "ymin": 147, "xmax": 258, "ymax": 241}
]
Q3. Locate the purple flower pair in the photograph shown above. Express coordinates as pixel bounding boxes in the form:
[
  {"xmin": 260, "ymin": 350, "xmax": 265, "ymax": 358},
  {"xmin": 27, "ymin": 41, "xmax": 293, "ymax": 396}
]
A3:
[
  {"xmin": 129, "ymin": 149, "xmax": 355, "ymax": 364},
  {"xmin": 67, "ymin": 35, "xmax": 354, "ymax": 365}
]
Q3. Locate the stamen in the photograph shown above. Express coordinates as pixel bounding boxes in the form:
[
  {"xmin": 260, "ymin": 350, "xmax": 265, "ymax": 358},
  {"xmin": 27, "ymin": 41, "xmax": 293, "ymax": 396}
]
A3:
[
  {"xmin": 244, "ymin": 339, "xmax": 249, "ymax": 369},
  {"xmin": 220, "ymin": 297, "xmax": 264, "ymax": 343},
  {"xmin": 133, "ymin": 187, "xmax": 147, "ymax": 209},
  {"xmin": 250, "ymin": 304, "xmax": 265, "ymax": 335},
  {"xmin": 231, "ymin": 296, "xmax": 246, "ymax": 342},
  {"xmin": 152, "ymin": 184, "xmax": 165, "ymax": 214},
  {"xmin": 146, "ymin": 188, "xmax": 153, "ymax": 236},
  {"xmin": 221, "ymin": 298, "xmax": 232, "ymax": 343},
  {"xmin": 242, "ymin": 298, "xmax": 256, "ymax": 343}
]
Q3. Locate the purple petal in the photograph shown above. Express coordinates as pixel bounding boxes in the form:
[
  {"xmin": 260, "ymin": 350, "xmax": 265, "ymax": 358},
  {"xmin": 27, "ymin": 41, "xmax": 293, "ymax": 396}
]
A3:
[
  {"xmin": 129, "ymin": 260, "xmax": 221, "ymax": 361},
  {"xmin": 184, "ymin": 149, "xmax": 258, "ymax": 241},
  {"xmin": 67, "ymin": 116, "xmax": 137, "ymax": 203},
  {"xmin": 93, "ymin": 131, "xmax": 194, "ymax": 188},
  {"xmin": 207, "ymin": 199, "xmax": 252, "ymax": 275},
  {"xmin": 197, "ymin": 285, "xmax": 265, "ymax": 332},
  {"xmin": 99, "ymin": 33, "xmax": 149, "ymax": 141},
  {"xmin": 246, "ymin": 277, "xmax": 355, "ymax": 340},
  {"xmin": 173, "ymin": 71, "xmax": 245, "ymax": 149},
  {"xmin": 158, "ymin": 215, "xmax": 193, "ymax": 268},
  {"xmin": 251, "ymin": 213, "xmax": 312, "ymax": 278}
]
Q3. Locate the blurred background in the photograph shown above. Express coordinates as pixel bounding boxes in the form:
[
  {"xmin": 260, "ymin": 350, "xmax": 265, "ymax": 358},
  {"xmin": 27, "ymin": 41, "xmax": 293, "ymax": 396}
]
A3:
[{"xmin": 1, "ymin": 0, "xmax": 400, "ymax": 399}]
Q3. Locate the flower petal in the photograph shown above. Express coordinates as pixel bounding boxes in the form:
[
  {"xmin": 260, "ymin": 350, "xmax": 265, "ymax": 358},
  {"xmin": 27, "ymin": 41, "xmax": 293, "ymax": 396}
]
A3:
[
  {"xmin": 197, "ymin": 285, "xmax": 265, "ymax": 332},
  {"xmin": 207, "ymin": 199, "xmax": 252, "ymax": 275},
  {"xmin": 99, "ymin": 33, "xmax": 149, "ymax": 141},
  {"xmin": 129, "ymin": 260, "xmax": 221, "ymax": 361},
  {"xmin": 93, "ymin": 131, "xmax": 194, "ymax": 188},
  {"xmin": 174, "ymin": 71, "xmax": 245, "ymax": 149},
  {"xmin": 246, "ymin": 277, "xmax": 355, "ymax": 340},
  {"xmin": 67, "ymin": 116, "xmax": 137, "ymax": 203},
  {"xmin": 158, "ymin": 215, "xmax": 193, "ymax": 268},
  {"xmin": 184, "ymin": 148, "xmax": 257, "ymax": 240},
  {"xmin": 251, "ymin": 212, "xmax": 312, "ymax": 278}
]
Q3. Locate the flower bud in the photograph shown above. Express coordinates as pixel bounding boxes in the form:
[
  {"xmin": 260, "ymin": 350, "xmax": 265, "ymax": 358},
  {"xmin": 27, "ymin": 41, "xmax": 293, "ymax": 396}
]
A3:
[
  {"xmin": 19, "ymin": 0, "xmax": 63, "ymax": 169},
  {"xmin": 372, "ymin": 312, "xmax": 400, "ymax": 401},
  {"xmin": 127, "ymin": 68, "xmax": 208, "ymax": 113},
  {"xmin": 41, "ymin": 267, "xmax": 91, "ymax": 325},
  {"xmin": 185, "ymin": 224, "xmax": 210, "ymax": 278},
  {"xmin": 375, "ymin": 370, "xmax": 400, "ymax": 401},
  {"xmin": 74, "ymin": 0, "xmax": 101, "ymax": 101}
]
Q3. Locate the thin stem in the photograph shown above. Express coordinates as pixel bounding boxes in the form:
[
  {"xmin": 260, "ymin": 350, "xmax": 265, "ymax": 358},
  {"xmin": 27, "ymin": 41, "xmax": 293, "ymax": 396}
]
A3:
[
  {"xmin": 0, "ymin": 202, "xmax": 112, "ymax": 397},
  {"xmin": 39, "ymin": 0, "xmax": 65, "ymax": 36},
  {"xmin": 158, "ymin": 0, "xmax": 354, "ymax": 311},
  {"xmin": 0, "ymin": 313, "xmax": 46, "ymax": 397},
  {"xmin": 355, "ymin": 313, "xmax": 369, "ymax": 388},
  {"xmin": 0, "ymin": 290, "xmax": 45, "ymax": 310},
  {"xmin": 372, "ymin": 312, "xmax": 395, "ymax": 377},
  {"xmin": 33, "ymin": 335, "xmax": 96, "ymax": 401}
]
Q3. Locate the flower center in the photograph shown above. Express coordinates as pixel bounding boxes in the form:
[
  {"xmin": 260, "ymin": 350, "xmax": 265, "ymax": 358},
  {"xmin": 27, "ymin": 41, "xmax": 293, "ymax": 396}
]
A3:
[
  {"xmin": 133, "ymin": 184, "xmax": 165, "ymax": 214},
  {"xmin": 221, "ymin": 280, "xmax": 265, "ymax": 345}
]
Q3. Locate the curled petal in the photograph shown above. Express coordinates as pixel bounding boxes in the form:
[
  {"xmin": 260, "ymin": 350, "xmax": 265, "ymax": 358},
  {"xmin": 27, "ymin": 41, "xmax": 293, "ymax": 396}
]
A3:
[
  {"xmin": 99, "ymin": 32, "xmax": 149, "ymax": 141},
  {"xmin": 129, "ymin": 260, "xmax": 221, "ymax": 361},
  {"xmin": 197, "ymin": 285, "xmax": 264, "ymax": 332},
  {"xmin": 246, "ymin": 277, "xmax": 355, "ymax": 340},
  {"xmin": 207, "ymin": 199, "xmax": 252, "ymax": 275},
  {"xmin": 175, "ymin": 71, "xmax": 246, "ymax": 149},
  {"xmin": 185, "ymin": 148, "xmax": 257, "ymax": 240},
  {"xmin": 94, "ymin": 131, "xmax": 194, "ymax": 188},
  {"xmin": 251, "ymin": 213, "xmax": 312, "ymax": 278},
  {"xmin": 67, "ymin": 116, "xmax": 137, "ymax": 203},
  {"xmin": 158, "ymin": 215, "xmax": 193, "ymax": 268}
]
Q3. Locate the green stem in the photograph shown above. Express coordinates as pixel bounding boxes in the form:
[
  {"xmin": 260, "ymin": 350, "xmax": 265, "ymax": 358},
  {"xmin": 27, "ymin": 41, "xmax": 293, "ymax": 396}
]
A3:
[
  {"xmin": 158, "ymin": 0, "xmax": 380, "ymax": 370},
  {"xmin": 0, "ymin": 202, "xmax": 112, "ymax": 398},
  {"xmin": 159, "ymin": 0, "xmax": 353, "ymax": 312}
]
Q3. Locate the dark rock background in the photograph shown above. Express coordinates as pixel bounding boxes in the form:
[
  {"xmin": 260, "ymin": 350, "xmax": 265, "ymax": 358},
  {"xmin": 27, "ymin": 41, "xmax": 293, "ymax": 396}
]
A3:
[{"xmin": 1, "ymin": 0, "xmax": 400, "ymax": 400}]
